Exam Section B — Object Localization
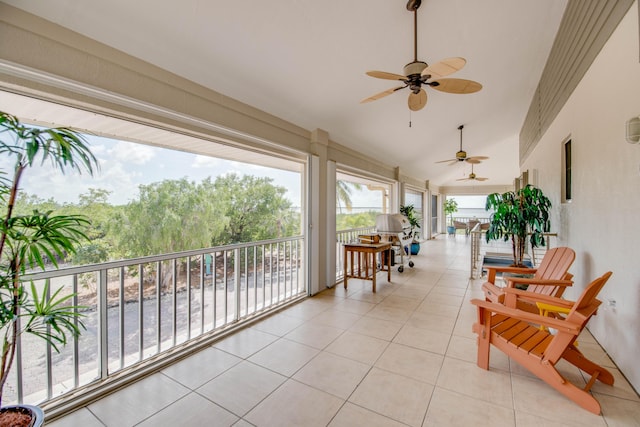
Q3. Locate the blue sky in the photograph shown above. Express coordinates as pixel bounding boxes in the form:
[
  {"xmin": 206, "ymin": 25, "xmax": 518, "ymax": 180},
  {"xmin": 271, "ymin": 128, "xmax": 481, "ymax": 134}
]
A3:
[{"xmin": 5, "ymin": 134, "xmax": 302, "ymax": 206}]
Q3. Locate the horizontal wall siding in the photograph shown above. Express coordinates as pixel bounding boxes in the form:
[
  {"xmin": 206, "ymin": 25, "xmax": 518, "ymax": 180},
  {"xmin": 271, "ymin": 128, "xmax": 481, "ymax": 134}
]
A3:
[{"xmin": 520, "ymin": 0, "xmax": 635, "ymax": 163}]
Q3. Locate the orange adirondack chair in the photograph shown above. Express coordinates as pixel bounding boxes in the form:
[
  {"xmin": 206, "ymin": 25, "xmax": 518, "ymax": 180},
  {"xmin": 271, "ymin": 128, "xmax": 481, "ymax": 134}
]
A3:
[
  {"xmin": 482, "ymin": 247, "xmax": 575, "ymax": 312},
  {"xmin": 471, "ymin": 271, "xmax": 614, "ymax": 414}
]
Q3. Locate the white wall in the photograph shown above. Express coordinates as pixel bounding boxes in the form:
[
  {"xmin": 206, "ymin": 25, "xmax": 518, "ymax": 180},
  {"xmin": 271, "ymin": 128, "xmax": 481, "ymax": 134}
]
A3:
[{"xmin": 521, "ymin": 2, "xmax": 640, "ymax": 391}]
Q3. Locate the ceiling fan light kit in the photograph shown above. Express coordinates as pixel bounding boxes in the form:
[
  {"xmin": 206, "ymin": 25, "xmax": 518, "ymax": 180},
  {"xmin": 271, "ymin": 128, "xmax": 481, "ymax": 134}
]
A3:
[{"xmin": 361, "ymin": 0, "xmax": 482, "ymax": 111}]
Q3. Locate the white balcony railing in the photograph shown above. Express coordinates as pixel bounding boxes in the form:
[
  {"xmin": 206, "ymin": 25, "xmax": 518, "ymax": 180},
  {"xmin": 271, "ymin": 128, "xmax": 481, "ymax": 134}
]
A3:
[
  {"xmin": 469, "ymin": 226, "xmax": 558, "ymax": 278},
  {"xmin": 9, "ymin": 236, "xmax": 305, "ymax": 408}
]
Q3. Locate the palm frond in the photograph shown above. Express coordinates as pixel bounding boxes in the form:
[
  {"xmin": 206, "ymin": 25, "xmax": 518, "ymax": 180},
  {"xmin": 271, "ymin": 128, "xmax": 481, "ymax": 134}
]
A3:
[{"xmin": 23, "ymin": 282, "xmax": 86, "ymax": 353}]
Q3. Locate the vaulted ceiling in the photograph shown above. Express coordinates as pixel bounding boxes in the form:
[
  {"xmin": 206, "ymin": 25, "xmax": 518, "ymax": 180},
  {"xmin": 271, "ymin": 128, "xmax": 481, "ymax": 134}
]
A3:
[{"xmin": 1, "ymin": 0, "xmax": 568, "ymax": 188}]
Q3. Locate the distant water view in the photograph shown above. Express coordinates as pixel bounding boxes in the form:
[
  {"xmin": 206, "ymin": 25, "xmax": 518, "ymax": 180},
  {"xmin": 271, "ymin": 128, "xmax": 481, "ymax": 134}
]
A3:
[
  {"xmin": 453, "ymin": 207, "xmax": 492, "ymax": 219},
  {"xmin": 339, "ymin": 207, "xmax": 492, "ymax": 219}
]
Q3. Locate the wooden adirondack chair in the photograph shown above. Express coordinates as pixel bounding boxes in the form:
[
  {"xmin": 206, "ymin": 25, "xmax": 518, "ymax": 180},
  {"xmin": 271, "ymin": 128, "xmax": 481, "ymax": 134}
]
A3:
[
  {"xmin": 482, "ymin": 247, "xmax": 575, "ymax": 313},
  {"xmin": 471, "ymin": 271, "xmax": 614, "ymax": 414}
]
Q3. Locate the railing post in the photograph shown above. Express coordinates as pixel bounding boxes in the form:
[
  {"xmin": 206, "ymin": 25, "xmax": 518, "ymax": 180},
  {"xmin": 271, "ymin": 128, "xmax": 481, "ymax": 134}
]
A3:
[
  {"xmin": 45, "ymin": 279, "xmax": 53, "ymax": 399},
  {"xmin": 156, "ymin": 261, "xmax": 162, "ymax": 354},
  {"xmin": 118, "ymin": 267, "xmax": 125, "ymax": 370},
  {"xmin": 234, "ymin": 248, "xmax": 241, "ymax": 322},
  {"xmin": 470, "ymin": 231, "xmax": 474, "ymax": 279},
  {"xmin": 179, "ymin": 257, "xmax": 184, "ymax": 345},
  {"xmin": 73, "ymin": 274, "xmax": 80, "ymax": 386},
  {"xmin": 99, "ymin": 268, "xmax": 109, "ymax": 379},
  {"xmin": 138, "ymin": 264, "xmax": 144, "ymax": 361}
]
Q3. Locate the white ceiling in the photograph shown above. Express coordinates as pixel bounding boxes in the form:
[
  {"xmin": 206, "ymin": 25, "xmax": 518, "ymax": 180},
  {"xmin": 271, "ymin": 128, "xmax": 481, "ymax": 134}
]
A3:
[{"xmin": 2, "ymin": 0, "xmax": 568, "ymax": 188}]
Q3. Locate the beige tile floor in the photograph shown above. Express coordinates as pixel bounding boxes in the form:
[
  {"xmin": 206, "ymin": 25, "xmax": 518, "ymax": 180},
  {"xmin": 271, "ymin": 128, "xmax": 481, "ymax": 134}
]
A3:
[{"xmin": 48, "ymin": 236, "xmax": 640, "ymax": 427}]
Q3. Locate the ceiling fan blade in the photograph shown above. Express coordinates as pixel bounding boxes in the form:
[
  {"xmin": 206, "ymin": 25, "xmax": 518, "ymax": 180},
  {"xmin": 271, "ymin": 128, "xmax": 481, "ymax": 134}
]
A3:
[
  {"xmin": 366, "ymin": 71, "xmax": 407, "ymax": 81},
  {"xmin": 456, "ymin": 177, "xmax": 470, "ymax": 181},
  {"xmin": 475, "ymin": 177, "xmax": 489, "ymax": 181},
  {"xmin": 360, "ymin": 86, "xmax": 405, "ymax": 104},
  {"xmin": 466, "ymin": 156, "xmax": 489, "ymax": 162},
  {"xmin": 408, "ymin": 88, "xmax": 427, "ymax": 111},
  {"xmin": 431, "ymin": 78, "xmax": 483, "ymax": 94},
  {"xmin": 435, "ymin": 158, "xmax": 458, "ymax": 164},
  {"xmin": 421, "ymin": 57, "xmax": 466, "ymax": 79}
]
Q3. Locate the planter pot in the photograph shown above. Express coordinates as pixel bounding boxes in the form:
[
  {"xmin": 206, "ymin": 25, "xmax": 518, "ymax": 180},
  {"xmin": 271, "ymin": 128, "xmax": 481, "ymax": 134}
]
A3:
[
  {"xmin": 447, "ymin": 226, "xmax": 455, "ymax": 235},
  {"xmin": 410, "ymin": 242, "xmax": 420, "ymax": 255},
  {"xmin": 0, "ymin": 405, "xmax": 45, "ymax": 427}
]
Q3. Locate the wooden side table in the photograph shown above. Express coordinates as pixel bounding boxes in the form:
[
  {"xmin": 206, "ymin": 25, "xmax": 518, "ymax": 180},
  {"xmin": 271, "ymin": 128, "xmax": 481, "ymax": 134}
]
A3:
[{"xmin": 343, "ymin": 242, "xmax": 392, "ymax": 293}]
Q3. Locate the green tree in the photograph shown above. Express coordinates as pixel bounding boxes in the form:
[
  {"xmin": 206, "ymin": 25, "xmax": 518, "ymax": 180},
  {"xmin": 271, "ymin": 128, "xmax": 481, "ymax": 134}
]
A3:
[
  {"xmin": 213, "ymin": 173, "xmax": 296, "ymax": 244},
  {"xmin": 13, "ymin": 193, "xmax": 60, "ymax": 215},
  {"xmin": 113, "ymin": 173, "xmax": 297, "ymax": 258},
  {"xmin": 336, "ymin": 211, "xmax": 378, "ymax": 230},
  {"xmin": 115, "ymin": 177, "xmax": 224, "ymax": 257},
  {"xmin": 71, "ymin": 188, "xmax": 117, "ymax": 264}
]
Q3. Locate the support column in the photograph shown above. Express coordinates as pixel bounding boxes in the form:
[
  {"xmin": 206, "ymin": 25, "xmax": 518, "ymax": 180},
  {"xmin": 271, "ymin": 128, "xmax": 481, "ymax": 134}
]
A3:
[{"xmin": 309, "ymin": 128, "xmax": 333, "ymax": 293}]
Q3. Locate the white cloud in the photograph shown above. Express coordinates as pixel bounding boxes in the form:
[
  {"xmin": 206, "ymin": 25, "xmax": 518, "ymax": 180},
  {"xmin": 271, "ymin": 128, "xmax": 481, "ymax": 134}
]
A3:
[
  {"xmin": 108, "ymin": 141, "xmax": 155, "ymax": 165},
  {"xmin": 192, "ymin": 155, "xmax": 223, "ymax": 169}
]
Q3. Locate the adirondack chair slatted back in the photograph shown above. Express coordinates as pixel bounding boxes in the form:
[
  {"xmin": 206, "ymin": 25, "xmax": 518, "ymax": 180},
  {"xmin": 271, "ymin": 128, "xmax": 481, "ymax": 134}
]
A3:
[
  {"xmin": 483, "ymin": 247, "xmax": 576, "ymax": 306},
  {"xmin": 543, "ymin": 272, "xmax": 612, "ymax": 362},
  {"xmin": 570, "ymin": 271, "xmax": 612, "ymax": 313},
  {"xmin": 531, "ymin": 246, "xmax": 575, "ymax": 281},
  {"xmin": 520, "ymin": 247, "xmax": 575, "ymax": 296}
]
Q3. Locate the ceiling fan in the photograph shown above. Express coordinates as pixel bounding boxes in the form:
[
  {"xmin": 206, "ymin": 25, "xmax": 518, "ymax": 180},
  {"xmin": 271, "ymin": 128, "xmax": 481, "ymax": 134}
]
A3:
[
  {"xmin": 436, "ymin": 124, "xmax": 489, "ymax": 165},
  {"xmin": 456, "ymin": 163, "xmax": 488, "ymax": 182},
  {"xmin": 360, "ymin": 0, "xmax": 482, "ymax": 112}
]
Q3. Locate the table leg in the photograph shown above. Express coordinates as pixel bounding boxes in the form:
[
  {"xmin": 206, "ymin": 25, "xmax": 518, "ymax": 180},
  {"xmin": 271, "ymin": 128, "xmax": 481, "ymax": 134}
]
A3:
[
  {"xmin": 364, "ymin": 252, "xmax": 369, "ymax": 280},
  {"xmin": 343, "ymin": 245, "xmax": 348, "ymax": 289},
  {"xmin": 386, "ymin": 248, "xmax": 391, "ymax": 282},
  {"xmin": 372, "ymin": 252, "xmax": 377, "ymax": 293}
]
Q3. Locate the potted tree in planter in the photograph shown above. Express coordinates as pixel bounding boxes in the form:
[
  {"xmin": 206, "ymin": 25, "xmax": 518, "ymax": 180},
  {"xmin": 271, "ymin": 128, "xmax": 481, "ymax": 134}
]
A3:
[
  {"xmin": 399, "ymin": 204, "xmax": 421, "ymax": 255},
  {"xmin": 444, "ymin": 198, "xmax": 458, "ymax": 235},
  {"xmin": 485, "ymin": 184, "xmax": 551, "ymax": 267},
  {"xmin": 0, "ymin": 111, "xmax": 98, "ymax": 426}
]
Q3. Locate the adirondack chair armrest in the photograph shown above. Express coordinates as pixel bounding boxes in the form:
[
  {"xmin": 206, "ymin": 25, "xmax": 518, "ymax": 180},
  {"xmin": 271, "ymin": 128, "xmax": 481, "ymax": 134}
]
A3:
[
  {"xmin": 470, "ymin": 298, "xmax": 580, "ymax": 334},
  {"xmin": 502, "ymin": 287, "xmax": 575, "ymax": 309},
  {"xmin": 505, "ymin": 278, "xmax": 573, "ymax": 288},
  {"xmin": 485, "ymin": 266, "xmax": 539, "ymax": 283}
]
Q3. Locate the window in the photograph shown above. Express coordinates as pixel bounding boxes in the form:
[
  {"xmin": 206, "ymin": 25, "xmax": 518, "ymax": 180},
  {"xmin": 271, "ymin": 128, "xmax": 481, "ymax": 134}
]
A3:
[
  {"xmin": 404, "ymin": 188, "xmax": 424, "ymax": 236},
  {"xmin": 562, "ymin": 139, "xmax": 572, "ymax": 202},
  {"xmin": 335, "ymin": 172, "xmax": 390, "ymax": 229},
  {"xmin": 431, "ymin": 195, "xmax": 438, "ymax": 235}
]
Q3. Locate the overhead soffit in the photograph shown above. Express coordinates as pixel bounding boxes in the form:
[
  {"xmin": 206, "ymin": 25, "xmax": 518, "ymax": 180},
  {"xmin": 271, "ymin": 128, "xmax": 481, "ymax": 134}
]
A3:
[{"xmin": 0, "ymin": 91, "xmax": 305, "ymax": 173}]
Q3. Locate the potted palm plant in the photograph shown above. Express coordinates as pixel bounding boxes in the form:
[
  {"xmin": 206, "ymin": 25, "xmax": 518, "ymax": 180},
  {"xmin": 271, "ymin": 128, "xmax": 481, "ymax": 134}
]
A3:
[
  {"xmin": 0, "ymin": 111, "xmax": 98, "ymax": 426},
  {"xmin": 444, "ymin": 198, "xmax": 458, "ymax": 235},
  {"xmin": 485, "ymin": 184, "xmax": 551, "ymax": 267},
  {"xmin": 399, "ymin": 204, "xmax": 421, "ymax": 255}
]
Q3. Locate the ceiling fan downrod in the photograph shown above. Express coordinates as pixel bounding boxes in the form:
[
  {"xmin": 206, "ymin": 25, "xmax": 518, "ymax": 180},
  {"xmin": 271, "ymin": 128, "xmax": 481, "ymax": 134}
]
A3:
[{"xmin": 406, "ymin": 0, "xmax": 422, "ymax": 63}]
